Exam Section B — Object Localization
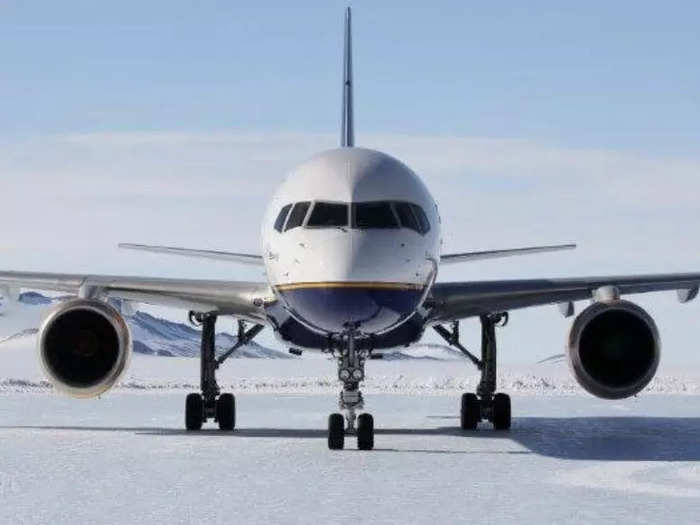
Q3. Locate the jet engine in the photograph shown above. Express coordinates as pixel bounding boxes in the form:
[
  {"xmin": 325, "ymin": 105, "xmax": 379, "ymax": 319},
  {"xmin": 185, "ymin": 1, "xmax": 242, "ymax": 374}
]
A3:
[
  {"xmin": 567, "ymin": 300, "xmax": 660, "ymax": 399},
  {"xmin": 38, "ymin": 298, "xmax": 132, "ymax": 398}
]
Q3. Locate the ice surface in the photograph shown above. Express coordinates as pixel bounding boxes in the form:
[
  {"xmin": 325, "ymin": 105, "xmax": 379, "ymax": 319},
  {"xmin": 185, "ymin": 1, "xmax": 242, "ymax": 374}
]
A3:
[
  {"xmin": 2, "ymin": 295, "xmax": 700, "ymax": 523},
  {"xmin": 0, "ymin": 392, "xmax": 699, "ymax": 524}
]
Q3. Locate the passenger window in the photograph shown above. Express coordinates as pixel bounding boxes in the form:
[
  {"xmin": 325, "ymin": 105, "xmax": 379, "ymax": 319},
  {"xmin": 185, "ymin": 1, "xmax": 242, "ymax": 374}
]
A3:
[
  {"xmin": 274, "ymin": 204, "xmax": 292, "ymax": 232},
  {"xmin": 394, "ymin": 202, "xmax": 420, "ymax": 233},
  {"xmin": 307, "ymin": 202, "xmax": 349, "ymax": 227},
  {"xmin": 285, "ymin": 202, "xmax": 311, "ymax": 231},
  {"xmin": 411, "ymin": 204, "xmax": 431, "ymax": 234},
  {"xmin": 353, "ymin": 202, "xmax": 399, "ymax": 229}
]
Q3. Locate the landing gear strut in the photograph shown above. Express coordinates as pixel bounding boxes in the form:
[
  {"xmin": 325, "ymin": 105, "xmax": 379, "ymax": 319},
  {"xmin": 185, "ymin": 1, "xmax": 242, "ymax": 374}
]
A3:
[
  {"xmin": 327, "ymin": 330, "xmax": 374, "ymax": 450},
  {"xmin": 185, "ymin": 313, "xmax": 264, "ymax": 431},
  {"xmin": 434, "ymin": 314, "xmax": 511, "ymax": 431}
]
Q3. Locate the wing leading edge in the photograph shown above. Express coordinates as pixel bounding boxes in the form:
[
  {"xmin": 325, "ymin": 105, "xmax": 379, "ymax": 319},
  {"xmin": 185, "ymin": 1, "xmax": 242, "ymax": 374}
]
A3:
[
  {"xmin": 119, "ymin": 243, "xmax": 263, "ymax": 266},
  {"xmin": 0, "ymin": 271, "xmax": 273, "ymax": 322},
  {"xmin": 440, "ymin": 244, "xmax": 576, "ymax": 264},
  {"xmin": 428, "ymin": 273, "xmax": 700, "ymax": 322}
]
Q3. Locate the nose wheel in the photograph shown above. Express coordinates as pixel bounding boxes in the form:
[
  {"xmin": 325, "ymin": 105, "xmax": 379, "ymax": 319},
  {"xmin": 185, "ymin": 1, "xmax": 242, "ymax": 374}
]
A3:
[
  {"xmin": 328, "ymin": 413, "xmax": 345, "ymax": 449},
  {"xmin": 357, "ymin": 413, "xmax": 374, "ymax": 450},
  {"xmin": 327, "ymin": 330, "xmax": 375, "ymax": 450},
  {"xmin": 327, "ymin": 412, "xmax": 375, "ymax": 450}
]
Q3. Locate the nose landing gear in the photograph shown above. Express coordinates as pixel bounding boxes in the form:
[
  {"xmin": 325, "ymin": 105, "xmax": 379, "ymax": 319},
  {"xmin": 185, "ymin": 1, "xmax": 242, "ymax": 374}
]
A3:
[{"xmin": 327, "ymin": 330, "xmax": 374, "ymax": 450}]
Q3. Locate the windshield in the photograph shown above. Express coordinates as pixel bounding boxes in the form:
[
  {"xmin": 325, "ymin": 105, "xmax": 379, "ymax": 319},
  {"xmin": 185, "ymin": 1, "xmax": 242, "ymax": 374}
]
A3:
[
  {"xmin": 352, "ymin": 202, "xmax": 399, "ymax": 229},
  {"xmin": 274, "ymin": 204, "xmax": 292, "ymax": 232},
  {"xmin": 274, "ymin": 200, "xmax": 430, "ymax": 234},
  {"xmin": 285, "ymin": 201, "xmax": 311, "ymax": 231},
  {"xmin": 307, "ymin": 202, "xmax": 349, "ymax": 227}
]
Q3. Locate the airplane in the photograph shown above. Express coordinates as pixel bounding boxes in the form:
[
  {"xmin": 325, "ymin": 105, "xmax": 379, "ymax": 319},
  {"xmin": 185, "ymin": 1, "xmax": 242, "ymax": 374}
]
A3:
[{"xmin": 1, "ymin": 7, "xmax": 699, "ymax": 451}]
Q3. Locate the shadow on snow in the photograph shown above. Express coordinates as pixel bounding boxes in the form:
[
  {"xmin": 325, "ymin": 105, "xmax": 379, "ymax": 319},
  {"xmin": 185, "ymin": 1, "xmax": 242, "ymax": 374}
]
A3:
[{"xmin": 2, "ymin": 417, "xmax": 700, "ymax": 461}]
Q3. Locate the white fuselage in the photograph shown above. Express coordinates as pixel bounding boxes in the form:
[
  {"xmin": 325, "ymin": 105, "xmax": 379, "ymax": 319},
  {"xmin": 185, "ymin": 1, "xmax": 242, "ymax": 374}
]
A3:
[{"xmin": 261, "ymin": 148, "xmax": 441, "ymax": 336}]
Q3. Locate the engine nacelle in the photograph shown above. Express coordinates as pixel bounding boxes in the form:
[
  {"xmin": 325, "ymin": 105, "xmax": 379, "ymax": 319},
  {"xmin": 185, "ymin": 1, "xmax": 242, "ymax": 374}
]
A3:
[
  {"xmin": 38, "ymin": 298, "xmax": 132, "ymax": 398},
  {"xmin": 568, "ymin": 300, "xmax": 660, "ymax": 399}
]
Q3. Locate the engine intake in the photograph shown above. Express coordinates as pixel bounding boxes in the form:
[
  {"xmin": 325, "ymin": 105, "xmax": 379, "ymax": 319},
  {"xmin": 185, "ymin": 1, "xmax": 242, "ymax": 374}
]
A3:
[
  {"xmin": 568, "ymin": 300, "xmax": 660, "ymax": 399},
  {"xmin": 38, "ymin": 299, "xmax": 132, "ymax": 398}
]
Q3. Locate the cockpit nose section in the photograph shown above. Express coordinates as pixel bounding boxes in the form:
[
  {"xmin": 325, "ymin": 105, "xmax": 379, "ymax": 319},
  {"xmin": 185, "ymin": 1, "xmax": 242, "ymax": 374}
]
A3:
[
  {"xmin": 264, "ymin": 148, "xmax": 439, "ymax": 335},
  {"xmin": 274, "ymin": 228, "xmax": 432, "ymax": 334}
]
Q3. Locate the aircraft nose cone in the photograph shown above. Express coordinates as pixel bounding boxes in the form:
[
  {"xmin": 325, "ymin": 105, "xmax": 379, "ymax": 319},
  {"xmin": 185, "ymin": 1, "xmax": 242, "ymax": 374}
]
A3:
[
  {"xmin": 277, "ymin": 281, "xmax": 424, "ymax": 333},
  {"xmin": 275, "ymin": 231, "xmax": 428, "ymax": 333}
]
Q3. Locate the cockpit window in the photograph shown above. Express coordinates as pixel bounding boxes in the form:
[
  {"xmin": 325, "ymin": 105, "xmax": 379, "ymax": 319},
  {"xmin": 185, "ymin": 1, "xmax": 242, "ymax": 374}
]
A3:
[
  {"xmin": 307, "ymin": 202, "xmax": 349, "ymax": 227},
  {"xmin": 352, "ymin": 202, "xmax": 399, "ymax": 229},
  {"xmin": 275, "ymin": 200, "xmax": 430, "ymax": 234},
  {"xmin": 394, "ymin": 202, "xmax": 420, "ymax": 233},
  {"xmin": 274, "ymin": 204, "xmax": 292, "ymax": 232},
  {"xmin": 285, "ymin": 201, "xmax": 310, "ymax": 231},
  {"xmin": 411, "ymin": 204, "xmax": 431, "ymax": 234}
]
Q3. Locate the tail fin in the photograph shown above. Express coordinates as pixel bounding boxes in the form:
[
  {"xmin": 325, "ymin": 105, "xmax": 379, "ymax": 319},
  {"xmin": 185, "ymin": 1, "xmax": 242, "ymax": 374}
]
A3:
[{"xmin": 340, "ymin": 7, "xmax": 354, "ymax": 147}]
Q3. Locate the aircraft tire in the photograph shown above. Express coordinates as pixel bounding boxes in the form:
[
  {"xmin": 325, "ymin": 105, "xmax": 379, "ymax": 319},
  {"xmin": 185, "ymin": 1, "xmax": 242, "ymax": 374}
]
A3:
[
  {"xmin": 328, "ymin": 413, "xmax": 345, "ymax": 450},
  {"xmin": 357, "ymin": 413, "xmax": 374, "ymax": 450},
  {"xmin": 185, "ymin": 393, "xmax": 203, "ymax": 431},
  {"xmin": 460, "ymin": 393, "xmax": 480, "ymax": 430},
  {"xmin": 493, "ymin": 393, "xmax": 511, "ymax": 430},
  {"xmin": 217, "ymin": 393, "xmax": 236, "ymax": 431}
]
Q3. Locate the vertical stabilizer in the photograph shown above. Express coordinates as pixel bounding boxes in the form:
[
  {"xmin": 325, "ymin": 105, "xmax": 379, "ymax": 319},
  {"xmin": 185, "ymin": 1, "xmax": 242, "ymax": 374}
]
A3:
[{"xmin": 341, "ymin": 7, "xmax": 354, "ymax": 147}]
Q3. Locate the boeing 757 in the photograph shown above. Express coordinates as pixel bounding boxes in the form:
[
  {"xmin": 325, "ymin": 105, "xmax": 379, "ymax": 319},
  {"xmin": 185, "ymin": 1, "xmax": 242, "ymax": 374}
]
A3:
[{"xmin": 2, "ymin": 8, "xmax": 699, "ymax": 450}]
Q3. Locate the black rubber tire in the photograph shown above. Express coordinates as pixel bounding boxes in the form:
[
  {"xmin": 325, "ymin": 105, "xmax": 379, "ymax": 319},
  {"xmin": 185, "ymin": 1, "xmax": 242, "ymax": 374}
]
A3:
[
  {"xmin": 328, "ymin": 413, "xmax": 345, "ymax": 450},
  {"xmin": 460, "ymin": 393, "xmax": 480, "ymax": 430},
  {"xmin": 493, "ymin": 393, "xmax": 511, "ymax": 430},
  {"xmin": 216, "ymin": 393, "xmax": 236, "ymax": 431},
  {"xmin": 185, "ymin": 393, "xmax": 203, "ymax": 431},
  {"xmin": 357, "ymin": 413, "xmax": 374, "ymax": 451}
]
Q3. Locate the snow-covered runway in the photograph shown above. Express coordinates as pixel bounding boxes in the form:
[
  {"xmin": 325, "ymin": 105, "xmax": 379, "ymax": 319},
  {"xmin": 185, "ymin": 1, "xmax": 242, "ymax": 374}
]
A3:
[
  {"xmin": 2, "ymin": 303, "xmax": 699, "ymax": 523},
  {"xmin": 1, "ymin": 392, "xmax": 699, "ymax": 524}
]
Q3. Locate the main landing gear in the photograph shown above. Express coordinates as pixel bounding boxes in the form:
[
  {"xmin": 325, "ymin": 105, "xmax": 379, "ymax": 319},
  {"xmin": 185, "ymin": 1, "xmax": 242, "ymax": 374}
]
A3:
[
  {"xmin": 185, "ymin": 312, "xmax": 264, "ymax": 431},
  {"xmin": 434, "ymin": 313, "xmax": 512, "ymax": 431},
  {"xmin": 327, "ymin": 331, "xmax": 374, "ymax": 450}
]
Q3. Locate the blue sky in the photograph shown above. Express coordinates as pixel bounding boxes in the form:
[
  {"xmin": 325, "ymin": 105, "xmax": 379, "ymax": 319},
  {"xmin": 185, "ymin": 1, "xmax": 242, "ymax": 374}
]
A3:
[
  {"xmin": 2, "ymin": 1, "xmax": 699, "ymax": 155},
  {"xmin": 2, "ymin": 2, "xmax": 700, "ymax": 363}
]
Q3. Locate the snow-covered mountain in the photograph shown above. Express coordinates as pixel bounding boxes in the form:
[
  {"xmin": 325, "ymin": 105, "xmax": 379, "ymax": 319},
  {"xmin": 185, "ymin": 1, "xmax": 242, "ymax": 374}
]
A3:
[
  {"xmin": 128, "ymin": 310, "xmax": 292, "ymax": 358},
  {"xmin": 1, "ymin": 292, "xmax": 291, "ymax": 359}
]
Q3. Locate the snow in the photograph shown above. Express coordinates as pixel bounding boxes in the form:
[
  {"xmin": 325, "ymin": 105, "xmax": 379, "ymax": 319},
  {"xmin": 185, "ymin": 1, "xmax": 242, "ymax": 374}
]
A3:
[
  {"xmin": 2, "ymin": 295, "xmax": 700, "ymax": 523},
  {"xmin": 0, "ymin": 392, "xmax": 699, "ymax": 523}
]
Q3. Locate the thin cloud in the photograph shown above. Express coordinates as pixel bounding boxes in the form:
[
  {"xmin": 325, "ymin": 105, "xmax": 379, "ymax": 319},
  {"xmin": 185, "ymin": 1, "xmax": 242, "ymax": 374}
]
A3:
[{"xmin": 1, "ymin": 130, "xmax": 698, "ymax": 364}]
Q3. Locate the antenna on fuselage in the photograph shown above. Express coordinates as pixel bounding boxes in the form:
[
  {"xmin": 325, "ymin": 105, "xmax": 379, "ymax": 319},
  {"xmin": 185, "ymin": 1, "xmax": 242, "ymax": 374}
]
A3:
[{"xmin": 340, "ymin": 7, "xmax": 354, "ymax": 148}]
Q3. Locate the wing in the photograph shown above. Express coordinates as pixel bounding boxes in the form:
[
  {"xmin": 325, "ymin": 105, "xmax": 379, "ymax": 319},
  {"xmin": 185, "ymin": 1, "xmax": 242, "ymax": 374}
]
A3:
[
  {"xmin": 119, "ymin": 243, "xmax": 263, "ymax": 266},
  {"xmin": 427, "ymin": 273, "xmax": 700, "ymax": 322},
  {"xmin": 0, "ymin": 271, "xmax": 274, "ymax": 323},
  {"xmin": 440, "ymin": 244, "xmax": 576, "ymax": 264}
]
